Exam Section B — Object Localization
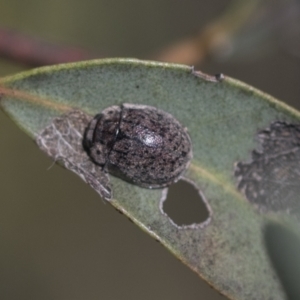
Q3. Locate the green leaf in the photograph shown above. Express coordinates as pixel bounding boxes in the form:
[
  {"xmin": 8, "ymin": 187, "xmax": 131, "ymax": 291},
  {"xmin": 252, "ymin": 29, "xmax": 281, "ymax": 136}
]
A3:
[{"xmin": 1, "ymin": 58, "xmax": 299, "ymax": 300}]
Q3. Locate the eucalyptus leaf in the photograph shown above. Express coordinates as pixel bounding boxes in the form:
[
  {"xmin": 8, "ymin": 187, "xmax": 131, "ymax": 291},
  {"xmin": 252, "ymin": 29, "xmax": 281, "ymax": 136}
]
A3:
[{"xmin": 1, "ymin": 58, "xmax": 299, "ymax": 300}]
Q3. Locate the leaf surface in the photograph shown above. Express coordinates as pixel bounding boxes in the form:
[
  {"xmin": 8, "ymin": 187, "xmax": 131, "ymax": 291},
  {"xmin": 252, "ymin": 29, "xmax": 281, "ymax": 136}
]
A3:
[{"xmin": 1, "ymin": 58, "xmax": 299, "ymax": 300}]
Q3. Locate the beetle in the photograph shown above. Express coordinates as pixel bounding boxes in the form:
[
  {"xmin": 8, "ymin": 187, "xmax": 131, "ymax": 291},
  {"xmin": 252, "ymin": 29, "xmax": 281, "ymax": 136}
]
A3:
[{"xmin": 84, "ymin": 103, "xmax": 192, "ymax": 189}]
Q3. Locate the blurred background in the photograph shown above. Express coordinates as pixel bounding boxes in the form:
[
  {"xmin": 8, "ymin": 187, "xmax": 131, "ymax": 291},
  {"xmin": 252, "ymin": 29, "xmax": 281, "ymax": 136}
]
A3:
[{"xmin": 0, "ymin": 0, "xmax": 299, "ymax": 299}]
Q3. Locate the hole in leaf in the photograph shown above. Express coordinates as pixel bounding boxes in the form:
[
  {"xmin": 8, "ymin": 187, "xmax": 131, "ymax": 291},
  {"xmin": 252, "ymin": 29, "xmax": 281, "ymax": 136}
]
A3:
[{"xmin": 162, "ymin": 179, "xmax": 210, "ymax": 227}]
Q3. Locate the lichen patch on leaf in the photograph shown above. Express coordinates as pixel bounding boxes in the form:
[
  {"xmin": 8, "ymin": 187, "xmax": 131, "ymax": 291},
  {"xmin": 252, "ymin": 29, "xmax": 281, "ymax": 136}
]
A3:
[
  {"xmin": 235, "ymin": 121, "xmax": 300, "ymax": 216},
  {"xmin": 36, "ymin": 110, "xmax": 112, "ymax": 200}
]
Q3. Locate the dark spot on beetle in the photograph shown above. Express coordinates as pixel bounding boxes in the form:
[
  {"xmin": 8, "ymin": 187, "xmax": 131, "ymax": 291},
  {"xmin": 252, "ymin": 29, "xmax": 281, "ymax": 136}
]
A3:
[
  {"xmin": 136, "ymin": 85, "xmax": 139, "ymax": 89},
  {"xmin": 124, "ymin": 119, "xmax": 133, "ymax": 124},
  {"xmin": 104, "ymin": 119, "xmax": 112, "ymax": 125}
]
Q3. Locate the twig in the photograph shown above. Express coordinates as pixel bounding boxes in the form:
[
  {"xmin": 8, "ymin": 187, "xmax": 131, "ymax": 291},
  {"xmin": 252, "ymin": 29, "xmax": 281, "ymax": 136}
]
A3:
[
  {"xmin": 154, "ymin": 0, "xmax": 261, "ymax": 65},
  {"xmin": 0, "ymin": 28, "xmax": 97, "ymax": 67},
  {"xmin": 0, "ymin": 1, "xmax": 261, "ymax": 67}
]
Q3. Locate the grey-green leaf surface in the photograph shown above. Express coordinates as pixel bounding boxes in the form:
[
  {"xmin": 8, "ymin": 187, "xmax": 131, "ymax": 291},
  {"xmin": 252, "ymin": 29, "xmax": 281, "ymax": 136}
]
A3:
[{"xmin": 1, "ymin": 58, "xmax": 299, "ymax": 300}]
